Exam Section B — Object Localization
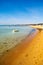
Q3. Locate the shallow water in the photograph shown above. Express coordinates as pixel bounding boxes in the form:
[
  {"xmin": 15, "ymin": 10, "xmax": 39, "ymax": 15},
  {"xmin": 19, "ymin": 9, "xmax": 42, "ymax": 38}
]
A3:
[{"xmin": 0, "ymin": 25, "xmax": 33, "ymax": 55}]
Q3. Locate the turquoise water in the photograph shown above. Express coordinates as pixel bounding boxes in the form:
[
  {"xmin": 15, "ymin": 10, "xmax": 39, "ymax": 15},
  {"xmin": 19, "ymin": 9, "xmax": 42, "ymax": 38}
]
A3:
[
  {"xmin": 0, "ymin": 26, "xmax": 34, "ymax": 55},
  {"xmin": 0, "ymin": 26, "xmax": 33, "ymax": 40}
]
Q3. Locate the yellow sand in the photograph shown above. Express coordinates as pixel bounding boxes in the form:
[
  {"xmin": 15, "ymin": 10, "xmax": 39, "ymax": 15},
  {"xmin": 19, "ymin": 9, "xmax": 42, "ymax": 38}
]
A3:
[
  {"xmin": 13, "ymin": 30, "xmax": 43, "ymax": 65},
  {"xmin": 31, "ymin": 25, "xmax": 43, "ymax": 29},
  {"xmin": 0, "ymin": 30, "xmax": 43, "ymax": 65}
]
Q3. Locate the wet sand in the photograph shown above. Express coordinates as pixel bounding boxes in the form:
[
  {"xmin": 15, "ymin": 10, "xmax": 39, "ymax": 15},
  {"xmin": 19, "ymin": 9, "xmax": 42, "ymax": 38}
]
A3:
[{"xmin": 0, "ymin": 29, "xmax": 43, "ymax": 65}]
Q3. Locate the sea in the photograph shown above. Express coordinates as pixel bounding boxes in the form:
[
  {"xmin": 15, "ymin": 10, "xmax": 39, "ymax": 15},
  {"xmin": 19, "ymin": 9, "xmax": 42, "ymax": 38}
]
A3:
[{"xmin": 0, "ymin": 25, "xmax": 34, "ymax": 55}]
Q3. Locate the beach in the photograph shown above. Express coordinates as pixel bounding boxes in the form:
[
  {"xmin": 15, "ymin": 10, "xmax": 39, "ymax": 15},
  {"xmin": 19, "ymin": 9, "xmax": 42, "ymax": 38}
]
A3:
[
  {"xmin": 0, "ymin": 28, "xmax": 43, "ymax": 65},
  {"xmin": 0, "ymin": 29, "xmax": 39, "ymax": 65},
  {"xmin": 0, "ymin": 0, "xmax": 43, "ymax": 65}
]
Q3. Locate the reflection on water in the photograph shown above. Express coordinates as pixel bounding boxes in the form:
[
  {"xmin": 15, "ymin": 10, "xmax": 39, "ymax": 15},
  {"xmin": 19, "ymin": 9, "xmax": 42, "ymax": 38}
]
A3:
[{"xmin": 0, "ymin": 26, "xmax": 33, "ymax": 55}]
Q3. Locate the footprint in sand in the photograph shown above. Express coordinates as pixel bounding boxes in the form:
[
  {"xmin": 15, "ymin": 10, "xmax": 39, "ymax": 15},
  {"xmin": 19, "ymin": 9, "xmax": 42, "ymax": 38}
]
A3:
[
  {"xmin": 25, "ymin": 54, "xmax": 28, "ymax": 57},
  {"xmin": 6, "ymin": 50, "xmax": 9, "ymax": 52}
]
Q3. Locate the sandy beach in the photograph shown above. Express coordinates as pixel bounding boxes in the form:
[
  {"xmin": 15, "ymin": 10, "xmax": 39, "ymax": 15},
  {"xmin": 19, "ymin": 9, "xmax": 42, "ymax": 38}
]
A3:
[{"xmin": 0, "ymin": 29, "xmax": 43, "ymax": 65}]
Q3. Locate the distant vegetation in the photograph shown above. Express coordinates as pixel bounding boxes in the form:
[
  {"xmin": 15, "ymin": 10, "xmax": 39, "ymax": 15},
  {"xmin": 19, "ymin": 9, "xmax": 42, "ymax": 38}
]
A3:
[{"xmin": 0, "ymin": 23, "xmax": 43, "ymax": 26}]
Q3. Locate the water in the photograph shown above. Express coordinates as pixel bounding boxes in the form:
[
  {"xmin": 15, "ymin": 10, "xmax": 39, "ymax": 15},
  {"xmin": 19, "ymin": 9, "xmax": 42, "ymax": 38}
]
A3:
[{"xmin": 0, "ymin": 25, "xmax": 34, "ymax": 55}]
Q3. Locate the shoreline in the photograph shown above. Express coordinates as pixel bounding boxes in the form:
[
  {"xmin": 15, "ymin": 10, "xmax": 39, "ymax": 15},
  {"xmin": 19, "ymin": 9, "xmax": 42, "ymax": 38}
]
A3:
[{"xmin": 0, "ymin": 29, "xmax": 38, "ymax": 65}]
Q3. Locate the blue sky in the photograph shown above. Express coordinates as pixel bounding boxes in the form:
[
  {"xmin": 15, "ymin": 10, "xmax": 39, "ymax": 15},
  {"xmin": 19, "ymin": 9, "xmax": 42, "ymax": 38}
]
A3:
[{"xmin": 0, "ymin": 0, "xmax": 43, "ymax": 24}]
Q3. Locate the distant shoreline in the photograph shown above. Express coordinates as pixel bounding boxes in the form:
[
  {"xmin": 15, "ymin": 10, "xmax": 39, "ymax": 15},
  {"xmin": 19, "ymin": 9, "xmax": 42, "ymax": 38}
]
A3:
[{"xmin": 0, "ymin": 23, "xmax": 43, "ymax": 27}]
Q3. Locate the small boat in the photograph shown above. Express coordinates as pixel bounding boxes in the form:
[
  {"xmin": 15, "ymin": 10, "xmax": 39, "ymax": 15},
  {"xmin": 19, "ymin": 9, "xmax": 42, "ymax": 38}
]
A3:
[{"xmin": 12, "ymin": 29, "xmax": 19, "ymax": 32}]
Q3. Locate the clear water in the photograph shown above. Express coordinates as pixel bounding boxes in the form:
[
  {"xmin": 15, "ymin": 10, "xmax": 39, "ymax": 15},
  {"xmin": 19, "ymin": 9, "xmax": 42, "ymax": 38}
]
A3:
[{"xmin": 0, "ymin": 26, "xmax": 34, "ymax": 55}]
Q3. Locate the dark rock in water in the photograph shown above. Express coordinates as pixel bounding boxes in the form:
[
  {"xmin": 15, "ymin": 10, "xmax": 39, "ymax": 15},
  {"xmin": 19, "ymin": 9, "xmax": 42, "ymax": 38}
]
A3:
[
  {"xmin": 15, "ymin": 30, "xmax": 19, "ymax": 32},
  {"xmin": 6, "ymin": 50, "xmax": 9, "ymax": 52},
  {"xmin": 13, "ymin": 30, "xmax": 19, "ymax": 32},
  {"xmin": 3, "ymin": 42, "xmax": 6, "ymax": 44}
]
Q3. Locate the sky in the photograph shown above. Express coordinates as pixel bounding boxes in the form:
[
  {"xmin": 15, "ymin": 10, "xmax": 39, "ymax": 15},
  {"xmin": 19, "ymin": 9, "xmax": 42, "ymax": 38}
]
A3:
[{"xmin": 0, "ymin": 0, "xmax": 43, "ymax": 24}]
